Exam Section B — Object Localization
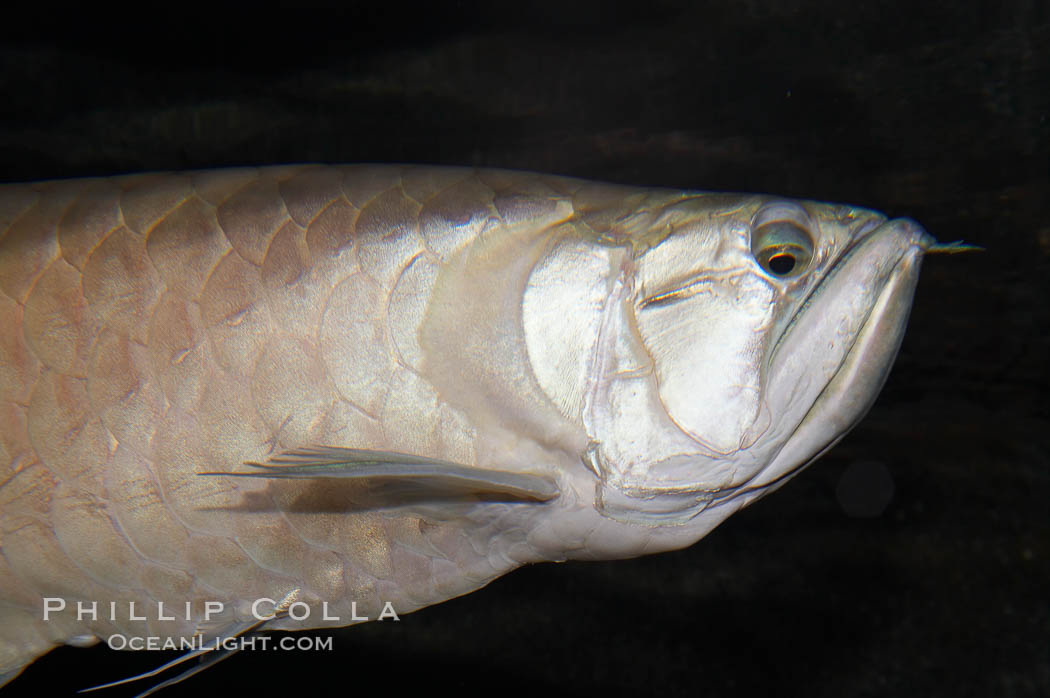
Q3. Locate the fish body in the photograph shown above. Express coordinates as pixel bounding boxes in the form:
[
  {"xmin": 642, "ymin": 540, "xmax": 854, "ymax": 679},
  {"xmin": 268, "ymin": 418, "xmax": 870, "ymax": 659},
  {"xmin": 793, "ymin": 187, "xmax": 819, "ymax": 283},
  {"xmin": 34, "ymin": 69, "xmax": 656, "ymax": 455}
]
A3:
[{"xmin": 0, "ymin": 165, "xmax": 932, "ymax": 686}]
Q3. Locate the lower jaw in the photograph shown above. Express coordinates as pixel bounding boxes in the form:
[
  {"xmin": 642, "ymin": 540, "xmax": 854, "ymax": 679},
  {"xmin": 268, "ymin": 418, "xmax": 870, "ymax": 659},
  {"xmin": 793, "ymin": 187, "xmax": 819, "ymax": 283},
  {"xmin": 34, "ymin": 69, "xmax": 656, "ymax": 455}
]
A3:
[{"xmin": 752, "ymin": 238, "xmax": 927, "ymax": 492}]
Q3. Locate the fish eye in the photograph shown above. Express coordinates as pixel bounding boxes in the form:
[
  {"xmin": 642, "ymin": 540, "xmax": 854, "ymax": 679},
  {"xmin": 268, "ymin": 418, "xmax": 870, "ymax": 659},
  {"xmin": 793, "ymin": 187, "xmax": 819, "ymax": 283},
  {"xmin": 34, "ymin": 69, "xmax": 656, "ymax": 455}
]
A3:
[{"xmin": 750, "ymin": 207, "xmax": 815, "ymax": 278}]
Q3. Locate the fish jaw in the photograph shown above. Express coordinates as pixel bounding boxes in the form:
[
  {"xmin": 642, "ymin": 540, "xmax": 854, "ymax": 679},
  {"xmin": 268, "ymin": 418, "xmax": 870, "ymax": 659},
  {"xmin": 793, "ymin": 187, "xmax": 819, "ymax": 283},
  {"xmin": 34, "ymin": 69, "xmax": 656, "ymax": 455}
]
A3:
[{"xmin": 745, "ymin": 217, "xmax": 934, "ymax": 493}]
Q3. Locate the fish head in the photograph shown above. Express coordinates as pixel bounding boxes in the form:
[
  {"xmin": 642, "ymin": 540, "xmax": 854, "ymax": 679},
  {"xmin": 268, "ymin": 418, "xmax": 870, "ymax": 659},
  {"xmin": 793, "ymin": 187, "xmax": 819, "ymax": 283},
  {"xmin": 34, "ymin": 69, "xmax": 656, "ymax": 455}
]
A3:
[{"xmin": 584, "ymin": 194, "xmax": 934, "ymax": 527}]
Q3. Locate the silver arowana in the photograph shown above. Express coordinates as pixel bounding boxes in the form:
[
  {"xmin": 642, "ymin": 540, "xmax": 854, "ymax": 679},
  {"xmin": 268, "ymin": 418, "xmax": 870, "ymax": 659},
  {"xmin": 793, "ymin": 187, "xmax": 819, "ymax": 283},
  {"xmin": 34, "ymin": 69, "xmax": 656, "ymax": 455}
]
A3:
[{"xmin": 0, "ymin": 165, "xmax": 935, "ymax": 688}]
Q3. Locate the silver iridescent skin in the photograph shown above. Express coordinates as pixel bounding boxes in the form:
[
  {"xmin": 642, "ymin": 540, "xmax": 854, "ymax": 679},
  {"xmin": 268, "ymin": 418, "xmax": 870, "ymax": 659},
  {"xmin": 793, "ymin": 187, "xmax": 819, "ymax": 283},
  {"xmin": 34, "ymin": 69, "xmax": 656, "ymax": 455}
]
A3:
[{"xmin": 0, "ymin": 165, "xmax": 933, "ymax": 687}]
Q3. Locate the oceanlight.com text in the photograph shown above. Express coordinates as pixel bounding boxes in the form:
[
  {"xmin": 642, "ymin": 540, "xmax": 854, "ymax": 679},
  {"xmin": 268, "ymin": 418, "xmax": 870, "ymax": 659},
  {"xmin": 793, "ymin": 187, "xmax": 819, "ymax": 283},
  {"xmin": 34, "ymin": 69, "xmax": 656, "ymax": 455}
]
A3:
[{"xmin": 106, "ymin": 634, "xmax": 335, "ymax": 652}]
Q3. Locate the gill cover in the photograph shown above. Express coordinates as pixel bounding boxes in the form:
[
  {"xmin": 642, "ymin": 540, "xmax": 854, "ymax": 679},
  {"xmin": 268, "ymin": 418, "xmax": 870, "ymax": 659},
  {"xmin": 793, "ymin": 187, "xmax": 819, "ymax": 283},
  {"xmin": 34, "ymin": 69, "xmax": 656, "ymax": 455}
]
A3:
[{"xmin": 632, "ymin": 201, "xmax": 820, "ymax": 455}]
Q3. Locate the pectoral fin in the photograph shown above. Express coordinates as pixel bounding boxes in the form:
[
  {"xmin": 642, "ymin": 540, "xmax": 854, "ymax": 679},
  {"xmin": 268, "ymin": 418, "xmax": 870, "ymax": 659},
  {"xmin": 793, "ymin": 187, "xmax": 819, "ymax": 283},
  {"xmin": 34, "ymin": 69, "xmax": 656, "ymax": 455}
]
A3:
[{"xmin": 200, "ymin": 446, "xmax": 559, "ymax": 502}]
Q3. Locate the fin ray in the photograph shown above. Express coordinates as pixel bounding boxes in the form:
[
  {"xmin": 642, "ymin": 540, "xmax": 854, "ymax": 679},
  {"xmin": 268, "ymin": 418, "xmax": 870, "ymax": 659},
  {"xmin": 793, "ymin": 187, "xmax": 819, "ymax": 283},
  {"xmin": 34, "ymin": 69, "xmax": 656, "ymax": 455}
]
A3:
[
  {"xmin": 78, "ymin": 618, "xmax": 262, "ymax": 694},
  {"xmin": 200, "ymin": 446, "xmax": 559, "ymax": 502}
]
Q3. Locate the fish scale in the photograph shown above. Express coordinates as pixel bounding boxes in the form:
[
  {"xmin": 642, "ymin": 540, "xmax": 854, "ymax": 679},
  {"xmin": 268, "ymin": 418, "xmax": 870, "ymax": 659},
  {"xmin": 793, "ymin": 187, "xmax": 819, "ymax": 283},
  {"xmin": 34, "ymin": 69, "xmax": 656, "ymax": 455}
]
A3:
[
  {"xmin": 0, "ymin": 165, "xmax": 551, "ymax": 682},
  {"xmin": 0, "ymin": 165, "xmax": 937, "ymax": 689}
]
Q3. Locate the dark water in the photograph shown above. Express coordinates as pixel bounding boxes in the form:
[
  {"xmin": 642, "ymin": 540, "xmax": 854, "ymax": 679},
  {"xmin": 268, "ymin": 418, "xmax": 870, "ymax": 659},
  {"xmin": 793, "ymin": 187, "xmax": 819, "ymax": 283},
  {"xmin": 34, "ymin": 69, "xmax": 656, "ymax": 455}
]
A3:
[{"xmin": 2, "ymin": 2, "xmax": 1047, "ymax": 696}]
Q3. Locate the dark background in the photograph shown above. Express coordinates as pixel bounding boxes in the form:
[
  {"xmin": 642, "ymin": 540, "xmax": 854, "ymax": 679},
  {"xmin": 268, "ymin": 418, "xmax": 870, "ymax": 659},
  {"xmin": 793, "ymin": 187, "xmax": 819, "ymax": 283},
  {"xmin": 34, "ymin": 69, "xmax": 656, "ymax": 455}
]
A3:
[{"xmin": 2, "ymin": 2, "xmax": 1047, "ymax": 696}]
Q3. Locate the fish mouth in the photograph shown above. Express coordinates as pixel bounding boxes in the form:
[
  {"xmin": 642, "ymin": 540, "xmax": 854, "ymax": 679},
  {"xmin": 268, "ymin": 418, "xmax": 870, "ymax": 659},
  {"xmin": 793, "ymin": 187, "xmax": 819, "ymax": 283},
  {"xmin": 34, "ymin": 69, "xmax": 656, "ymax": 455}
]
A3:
[{"xmin": 746, "ymin": 216, "xmax": 935, "ymax": 492}]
